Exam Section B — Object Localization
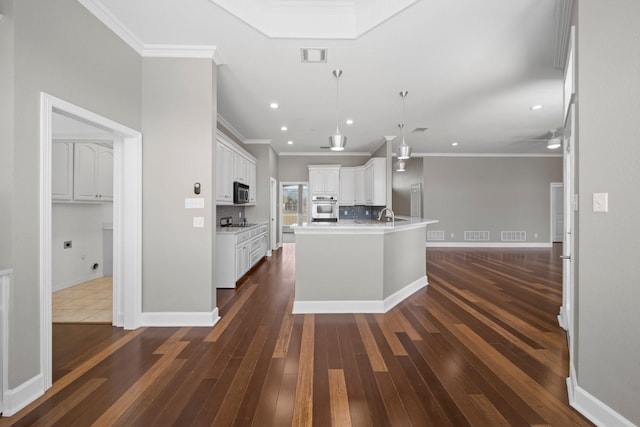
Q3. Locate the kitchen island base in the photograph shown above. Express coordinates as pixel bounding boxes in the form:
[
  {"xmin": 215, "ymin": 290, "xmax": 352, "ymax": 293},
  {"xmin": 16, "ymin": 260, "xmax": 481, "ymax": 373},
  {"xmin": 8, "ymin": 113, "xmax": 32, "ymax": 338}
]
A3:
[{"xmin": 292, "ymin": 220, "xmax": 434, "ymax": 314}]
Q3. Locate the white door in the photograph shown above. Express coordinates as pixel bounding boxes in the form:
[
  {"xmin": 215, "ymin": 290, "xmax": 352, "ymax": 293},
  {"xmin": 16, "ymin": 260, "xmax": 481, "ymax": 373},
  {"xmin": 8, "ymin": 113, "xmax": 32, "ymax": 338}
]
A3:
[
  {"xmin": 551, "ymin": 183, "xmax": 564, "ymax": 242},
  {"xmin": 560, "ymin": 104, "xmax": 575, "ymax": 336}
]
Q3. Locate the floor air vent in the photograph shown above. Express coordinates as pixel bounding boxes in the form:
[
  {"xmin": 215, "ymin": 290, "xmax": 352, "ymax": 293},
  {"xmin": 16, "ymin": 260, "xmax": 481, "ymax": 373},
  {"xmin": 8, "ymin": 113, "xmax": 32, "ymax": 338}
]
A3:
[
  {"xmin": 427, "ymin": 230, "xmax": 445, "ymax": 241},
  {"xmin": 464, "ymin": 231, "xmax": 490, "ymax": 241},
  {"xmin": 501, "ymin": 231, "xmax": 527, "ymax": 241}
]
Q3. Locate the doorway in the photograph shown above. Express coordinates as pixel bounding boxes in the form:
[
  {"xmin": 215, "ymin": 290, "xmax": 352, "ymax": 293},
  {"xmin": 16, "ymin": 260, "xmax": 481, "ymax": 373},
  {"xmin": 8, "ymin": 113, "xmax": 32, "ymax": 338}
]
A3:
[
  {"xmin": 281, "ymin": 183, "xmax": 308, "ymax": 243},
  {"xmin": 40, "ymin": 93, "xmax": 142, "ymax": 391}
]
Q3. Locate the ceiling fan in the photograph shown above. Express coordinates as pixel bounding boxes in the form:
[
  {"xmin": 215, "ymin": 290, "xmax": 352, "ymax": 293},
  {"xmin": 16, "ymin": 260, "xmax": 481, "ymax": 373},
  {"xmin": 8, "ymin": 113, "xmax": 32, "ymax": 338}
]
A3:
[{"xmin": 513, "ymin": 129, "xmax": 562, "ymax": 149}]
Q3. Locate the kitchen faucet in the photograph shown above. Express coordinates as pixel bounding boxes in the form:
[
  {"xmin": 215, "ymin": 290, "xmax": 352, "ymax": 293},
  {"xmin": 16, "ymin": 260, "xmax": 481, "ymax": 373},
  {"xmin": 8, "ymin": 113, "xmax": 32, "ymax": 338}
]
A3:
[{"xmin": 377, "ymin": 207, "xmax": 395, "ymax": 222}]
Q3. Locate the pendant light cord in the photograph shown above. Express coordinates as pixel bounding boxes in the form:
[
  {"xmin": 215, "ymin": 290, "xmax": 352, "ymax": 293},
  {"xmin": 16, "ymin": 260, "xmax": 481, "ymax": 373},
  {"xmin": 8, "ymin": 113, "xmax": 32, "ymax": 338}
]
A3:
[{"xmin": 335, "ymin": 72, "xmax": 340, "ymax": 134}]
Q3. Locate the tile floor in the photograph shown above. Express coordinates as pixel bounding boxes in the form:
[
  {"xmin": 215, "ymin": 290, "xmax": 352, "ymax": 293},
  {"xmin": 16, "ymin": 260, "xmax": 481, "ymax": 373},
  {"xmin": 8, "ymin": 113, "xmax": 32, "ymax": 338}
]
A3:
[{"xmin": 52, "ymin": 276, "xmax": 112, "ymax": 323}]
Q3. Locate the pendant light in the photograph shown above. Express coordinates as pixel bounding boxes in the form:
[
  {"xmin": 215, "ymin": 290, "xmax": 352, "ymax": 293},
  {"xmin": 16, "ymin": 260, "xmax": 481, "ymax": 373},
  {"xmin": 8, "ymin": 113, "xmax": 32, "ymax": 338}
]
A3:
[
  {"xmin": 396, "ymin": 159, "xmax": 406, "ymax": 172},
  {"xmin": 329, "ymin": 69, "xmax": 347, "ymax": 151},
  {"xmin": 397, "ymin": 91, "xmax": 412, "ymax": 159}
]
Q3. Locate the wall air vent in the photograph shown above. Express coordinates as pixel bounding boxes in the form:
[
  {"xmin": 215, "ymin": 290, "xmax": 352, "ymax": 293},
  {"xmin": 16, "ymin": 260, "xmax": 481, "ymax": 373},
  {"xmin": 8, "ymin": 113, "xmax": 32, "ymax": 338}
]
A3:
[
  {"xmin": 412, "ymin": 127, "xmax": 428, "ymax": 133},
  {"xmin": 427, "ymin": 230, "xmax": 445, "ymax": 241},
  {"xmin": 464, "ymin": 231, "xmax": 490, "ymax": 241},
  {"xmin": 300, "ymin": 48, "xmax": 328, "ymax": 63},
  {"xmin": 501, "ymin": 231, "xmax": 527, "ymax": 242}
]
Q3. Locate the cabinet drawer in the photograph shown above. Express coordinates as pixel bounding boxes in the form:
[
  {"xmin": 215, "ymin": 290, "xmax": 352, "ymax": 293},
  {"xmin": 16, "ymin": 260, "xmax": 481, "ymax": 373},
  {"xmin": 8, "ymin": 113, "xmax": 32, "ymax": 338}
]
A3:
[{"xmin": 235, "ymin": 231, "xmax": 251, "ymax": 244}]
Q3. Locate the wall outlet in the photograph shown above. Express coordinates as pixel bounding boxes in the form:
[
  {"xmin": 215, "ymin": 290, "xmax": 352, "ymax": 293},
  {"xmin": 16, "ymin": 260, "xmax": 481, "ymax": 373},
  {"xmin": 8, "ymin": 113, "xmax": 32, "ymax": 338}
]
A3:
[
  {"xmin": 239, "ymin": 212, "xmax": 242, "ymax": 217},
  {"xmin": 193, "ymin": 217, "xmax": 205, "ymax": 228},
  {"xmin": 344, "ymin": 210, "xmax": 348, "ymax": 215},
  {"xmin": 63, "ymin": 241, "xmax": 72, "ymax": 249}
]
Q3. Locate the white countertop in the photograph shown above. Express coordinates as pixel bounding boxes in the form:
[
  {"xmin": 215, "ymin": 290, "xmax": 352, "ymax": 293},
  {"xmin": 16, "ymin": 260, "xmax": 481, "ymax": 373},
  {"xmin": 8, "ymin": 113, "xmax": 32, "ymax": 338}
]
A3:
[
  {"xmin": 216, "ymin": 222, "xmax": 268, "ymax": 234},
  {"xmin": 293, "ymin": 216, "xmax": 438, "ymax": 234}
]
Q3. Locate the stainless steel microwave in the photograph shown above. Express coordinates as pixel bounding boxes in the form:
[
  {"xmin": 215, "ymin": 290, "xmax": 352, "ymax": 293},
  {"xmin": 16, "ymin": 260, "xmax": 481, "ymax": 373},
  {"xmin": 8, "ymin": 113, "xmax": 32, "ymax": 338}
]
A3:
[{"xmin": 233, "ymin": 182, "xmax": 250, "ymax": 204}]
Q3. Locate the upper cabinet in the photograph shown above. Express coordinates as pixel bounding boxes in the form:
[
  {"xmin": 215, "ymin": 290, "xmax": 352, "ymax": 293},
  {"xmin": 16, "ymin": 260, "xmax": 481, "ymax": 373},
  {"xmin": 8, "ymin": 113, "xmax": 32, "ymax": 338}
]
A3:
[
  {"xmin": 339, "ymin": 158, "xmax": 386, "ymax": 207},
  {"xmin": 52, "ymin": 141, "xmax": 113, "ymax": 203},
  {"xmin": 216, "ymin": 135, "xmax": 257, "ymax": 205},
  {"xmin": 339, "ymin": 167, "xmax": 355, "ymax": 206},
  {"xmin": 308, "ymin": 165, "xmax": 341, "ymax": 197}
]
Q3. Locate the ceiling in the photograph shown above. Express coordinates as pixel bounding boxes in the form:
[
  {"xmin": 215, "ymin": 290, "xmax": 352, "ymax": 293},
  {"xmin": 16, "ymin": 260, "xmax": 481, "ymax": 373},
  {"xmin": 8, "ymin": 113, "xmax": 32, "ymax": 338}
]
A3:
[{"xmin": 80, "ymin": 0, "xmax": 570, "ymax": 155}]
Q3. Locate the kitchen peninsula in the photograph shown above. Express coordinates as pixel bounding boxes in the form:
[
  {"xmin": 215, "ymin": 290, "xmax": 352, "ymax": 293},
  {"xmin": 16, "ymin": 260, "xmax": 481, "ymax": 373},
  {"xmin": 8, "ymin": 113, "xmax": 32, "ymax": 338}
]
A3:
[{"xmin": 292, "ymin": 217, "xmax": 438, "ymax": 313}]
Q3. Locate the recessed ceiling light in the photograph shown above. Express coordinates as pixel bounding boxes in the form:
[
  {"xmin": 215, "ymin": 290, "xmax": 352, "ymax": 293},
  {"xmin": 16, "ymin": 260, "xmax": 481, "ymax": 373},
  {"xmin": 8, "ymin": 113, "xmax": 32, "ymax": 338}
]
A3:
[
  {"xmin": 530, "ymin": 104, "xmax": 543, "ymax": 110},
  {"xmin": 345, "ymin": 119, "xmax": 354, "ymax": 125},
  {"xmin": 281, "ymin": 126, "xmax": 288, "ymax": 131},
  {"xmin": 451, "ymin": 142, "xmax": 459, "ymax": 146},
  {"xmin": 287, "ymin": 140, "xmax": 293, "ymax": 145},
  {"xmin": 270, "ymin": 102, "xmax": 279, "ymax": 109}
]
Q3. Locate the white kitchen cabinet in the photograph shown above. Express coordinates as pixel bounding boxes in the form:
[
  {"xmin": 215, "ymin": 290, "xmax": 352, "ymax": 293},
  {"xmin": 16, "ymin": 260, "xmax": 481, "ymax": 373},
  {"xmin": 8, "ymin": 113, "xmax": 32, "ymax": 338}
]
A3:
[
  {"xmin": 368, "ymin": 157, "xmax": 386, "ymax": 206},
  {"xmin": 248, "ymin": 162, "xmax": 256, "ymax": 203},
  {"xmin": 73, "ymin": 143, "xmax": 113, "ymax": 201},
  {"xmin": 216, "ymin": 135, "xmax": 257, "ymax": 205},
  {"xmin": 364, "ymin": 162, "xmax": 374, "ymax": 205},
  {"xmin": 52, "ymin": 142, "xmax": 74, "ymax": 201},
  {"xmin": 308, "ymin": 165, "xmax": 340, "ymax": 196},
  {"xmin": 216, "ymin": 141, "xmax": 233, "ymax": 203},
  {"xmin": 354, "ymin": 166, "xmax": 365, "ymax": 205},
  {"xmin": 339, "ymin": 167, "xmax": 355, "ymax": 206},
  {"xmin": 216, "ymin": 224, "xmax": 269, "ymax": 288}
]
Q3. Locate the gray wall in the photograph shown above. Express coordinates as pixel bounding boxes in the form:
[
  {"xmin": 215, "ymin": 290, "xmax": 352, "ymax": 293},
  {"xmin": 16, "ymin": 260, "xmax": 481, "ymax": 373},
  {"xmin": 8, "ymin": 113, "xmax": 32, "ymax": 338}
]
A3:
[
  {"xmin": 278, "ymin": 155, "xmax": 370, "ymax": 182},
  {"xmin": 0, "ymin": 0, "xmax": 14, "ymax": 270},
  {"xmin": 422, "ymin": 157, "xmax": 562, "ymax": 243},
  {"xmin": 245, "ymin": 144, "xmax": 280, "ymax": 245},
  {"xmin": 141, "ymin": 57, "xmax": 215, "ymax": 312},
  {"xmin": 9, "ymin": 0, "xmax": 142, "ymax": 389},
  {"xmin": 392, "ymin": 157, "xmax": 423, "ymax": 216},
  {"xmin": 577, "ymin": 1, "xmax": 640, "ymax": 423}
]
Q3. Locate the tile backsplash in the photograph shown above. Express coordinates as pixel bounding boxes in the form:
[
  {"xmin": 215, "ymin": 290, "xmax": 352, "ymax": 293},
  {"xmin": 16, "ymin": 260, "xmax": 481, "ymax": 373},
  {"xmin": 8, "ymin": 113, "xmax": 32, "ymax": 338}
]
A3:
[
  {"xmin": 216, "ymin": 205, "xmax": 246, "ymax": 226},
  {"xmin": 339, "ymin": 205, "xmax": 386, "ymax": 220}
]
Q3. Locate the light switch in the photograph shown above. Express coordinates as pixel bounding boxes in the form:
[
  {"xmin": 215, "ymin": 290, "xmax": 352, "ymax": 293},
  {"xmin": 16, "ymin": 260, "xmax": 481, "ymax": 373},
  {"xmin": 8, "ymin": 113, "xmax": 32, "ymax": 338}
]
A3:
[
  {"xmin": 185, "ymin": 198, "xmax": 205, "ymax": 209},
  {"xmin": 593, "ymin": 193, "xmax": 608, "ymax": 212},
  {"xmin": 193, "ymin": 217, "xmax": 205, "ymax": 228}
]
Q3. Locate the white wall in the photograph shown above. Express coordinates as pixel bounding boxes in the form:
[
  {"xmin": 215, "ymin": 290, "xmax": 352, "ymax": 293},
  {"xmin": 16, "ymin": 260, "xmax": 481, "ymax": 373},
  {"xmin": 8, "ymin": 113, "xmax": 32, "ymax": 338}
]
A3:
[
  {"xmin": 576, "ymin": 1, "xmax": 640, "ymax": 424},
  {"xmin": 422, "ymin": 156, "xmax": 562, "ymax": 244},
  {"xmin": 52, "ymin": 204, "xmax": 107, "ymax": 291},
  {"xmin": 141, "ymin": 57, "xmax": 216, "ymax": 313}
]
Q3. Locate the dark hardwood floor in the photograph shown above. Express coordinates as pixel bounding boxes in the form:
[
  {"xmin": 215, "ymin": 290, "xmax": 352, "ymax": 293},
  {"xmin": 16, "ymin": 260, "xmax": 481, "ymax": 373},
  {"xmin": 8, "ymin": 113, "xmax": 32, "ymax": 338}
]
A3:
[{"xmin": 1, "ymin": 244, "xmax": 593, "ymax": 426}]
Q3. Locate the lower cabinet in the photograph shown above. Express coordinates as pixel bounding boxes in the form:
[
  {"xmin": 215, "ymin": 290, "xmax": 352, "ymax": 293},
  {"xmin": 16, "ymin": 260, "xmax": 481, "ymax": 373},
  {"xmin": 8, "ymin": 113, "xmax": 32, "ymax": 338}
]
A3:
[{"xmin": 216, "ymin": 224, "xmax": 269, "ymax": 288}]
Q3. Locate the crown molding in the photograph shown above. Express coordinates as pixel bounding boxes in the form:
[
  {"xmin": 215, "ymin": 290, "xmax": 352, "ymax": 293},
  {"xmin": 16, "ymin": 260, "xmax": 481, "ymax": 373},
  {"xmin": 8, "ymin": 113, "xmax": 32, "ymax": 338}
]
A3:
[
  {"xmin": 78, "ymin": 0, "xmax": 144, "ymax": 54},
  {"xmin": 417, "ymin": 152, "xmax": 563, "ymax": 158},
  {"xmin": 244, "ymin": 139, "xmax": 272, "ymax": 145},
  {"xmin": 279, "ymin": 151, "xmax": 372, "ymax": 157},
  {"xmin": 216, "ymin": 114, "xmax": 245, "ymax": 143},
  {"xmin": 142, "ymin": 44, "xmax": 225, "ymax": 64}
]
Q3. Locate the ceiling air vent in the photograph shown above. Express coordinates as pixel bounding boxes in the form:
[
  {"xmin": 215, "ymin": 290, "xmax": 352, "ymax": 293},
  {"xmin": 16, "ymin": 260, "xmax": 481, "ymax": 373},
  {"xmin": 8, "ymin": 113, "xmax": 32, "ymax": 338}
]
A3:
[
  {"xmin": 412, "ymin": 127, "xmax": 428, "ymax": 133},
  {"xmin": 301, "ymin": 48, "xmax": 328, "ymax": 63}
]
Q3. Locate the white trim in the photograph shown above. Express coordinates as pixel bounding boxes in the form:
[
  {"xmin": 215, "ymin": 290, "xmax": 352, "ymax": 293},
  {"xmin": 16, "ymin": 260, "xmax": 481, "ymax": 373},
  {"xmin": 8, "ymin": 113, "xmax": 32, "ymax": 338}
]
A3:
[
  {"xmin": 78, "ymin": 0, "xmax": 144, "ymax": 54},
  {"xmin": 142, "ymin": 44, "xmax": 225, "ymax": 64},
  {"xmin": 425, "ymin": 242, "xmax": 553, "ymax": 248},
  {"xmin": 52, "ymin": 272, "xmax": 104, "ymax": 293},
  {"xmin": 245, "ymin": 139, "xmax": 272, "ymax": 145},
  {"xmin": 558, "ymin": 306, "xmax": 568, "ymax": 331},
  {"xmin": 418, "ymin": 152, "xmax": 563, "ymax": 158},
  {"xmin": 40, "ymin": 93, "xmax": 143, "ymax": 399},
  {"xmin": 0, "ymin": 269, "xmax": 11, "ymax": 415},
  {"xmin": 567, "ymin": 365, "xmax": 636, "ymax": 427},
  {"xmin": 141, "ymin": 309, "xmax": 220, "ymax": 327},
  {"xmin": 2, "ymin": 374, "xmax": 44, "ymax": 417},
  {"xmin": 217, "ymin": 114, "xmax": 245, "ymax": 143},
  {"xmin": 293, "ymin": 277, "xmax": 427, "ymax": 314},
  {"xmin": 279, "ymin": 151, "xmax": 372, "ymax": 157},
  {"xmin": 383, "ymin": 276, "xmax": 427, "ymax": 312}
]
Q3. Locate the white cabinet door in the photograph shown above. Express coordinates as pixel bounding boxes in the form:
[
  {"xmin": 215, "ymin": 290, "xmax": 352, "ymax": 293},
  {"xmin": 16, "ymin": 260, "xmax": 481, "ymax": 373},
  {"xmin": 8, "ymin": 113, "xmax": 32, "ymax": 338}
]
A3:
[
  {"xmin": 308, "ymin": 166, "xmax": 340, "ymax": 197},
  {"xmin": 309, "ymin": 169, "xmax": 325, "ymax": 194},
  {"xmin": 248, "ymin": 161, "xmax": 256, "ymax": 203},
  {"xmin": 364, "ymin": 162, "xmax": 374, "ymax": 205},
  {"xmin": 234, "ymin": 154, "xmax": 248, "ymax": 183},
  {"xmin": 339, "ymin": 168, "xmax": 355, "ymax": 206},
  {"xmin": 96, "ymin": 146, "xmax": 113, "ymax": 201},
  {"xmin": 73, "ymin": 143, "xmax": 112, "ymax": 201},
  {"xmin": 325, "ymin": 169, "xmax": 340, "ymax": 194},
  {"xmin": 235, "ymin": 243, "xmax": 250, "ymax": 280},
  {"xmin": 354, "ymin": 167, "xmax": 365, "ymax": 205},
  {"xmin": 52, "ymin": 142, "xmax": 73, "ymax": 201},
  {"xmin": 370, "ymin": 158, "xmax": 386, "ymax": 206},
  {"xmin": 216, "ymin": 142, "xmax": 233, "ymax": 203}
]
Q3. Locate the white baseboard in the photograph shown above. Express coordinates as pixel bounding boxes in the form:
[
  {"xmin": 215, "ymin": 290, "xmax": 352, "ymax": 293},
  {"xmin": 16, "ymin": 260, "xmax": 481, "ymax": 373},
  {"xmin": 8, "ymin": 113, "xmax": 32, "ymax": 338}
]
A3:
[
  {"xmin": 52, "ymin": 271, "xmax": 104, "ymax": 292},
  {"xmin": 2, "ymin": 373, "xmax": 44, "ymax": 417},
  {"xmin": 383, "ymin": 276, "xmax": 427, "ymax": 312},
  {"xmin": 567, "ymin": 365, "xmax": 636, "ymax": 427},
  {"xmin": 141, "ymin": 308, "xmax": 220, "ymax": 327},
  {"xmin": 293, "ymin": 277, "xmax": 427, "ymax": 314},
  {"xmin": 558, "ymin": 306, "xmax": 568, "ymax": 330},
  {"xmin": 425, "ymin": 242, "xmax": 553, "ymax": 248}
]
